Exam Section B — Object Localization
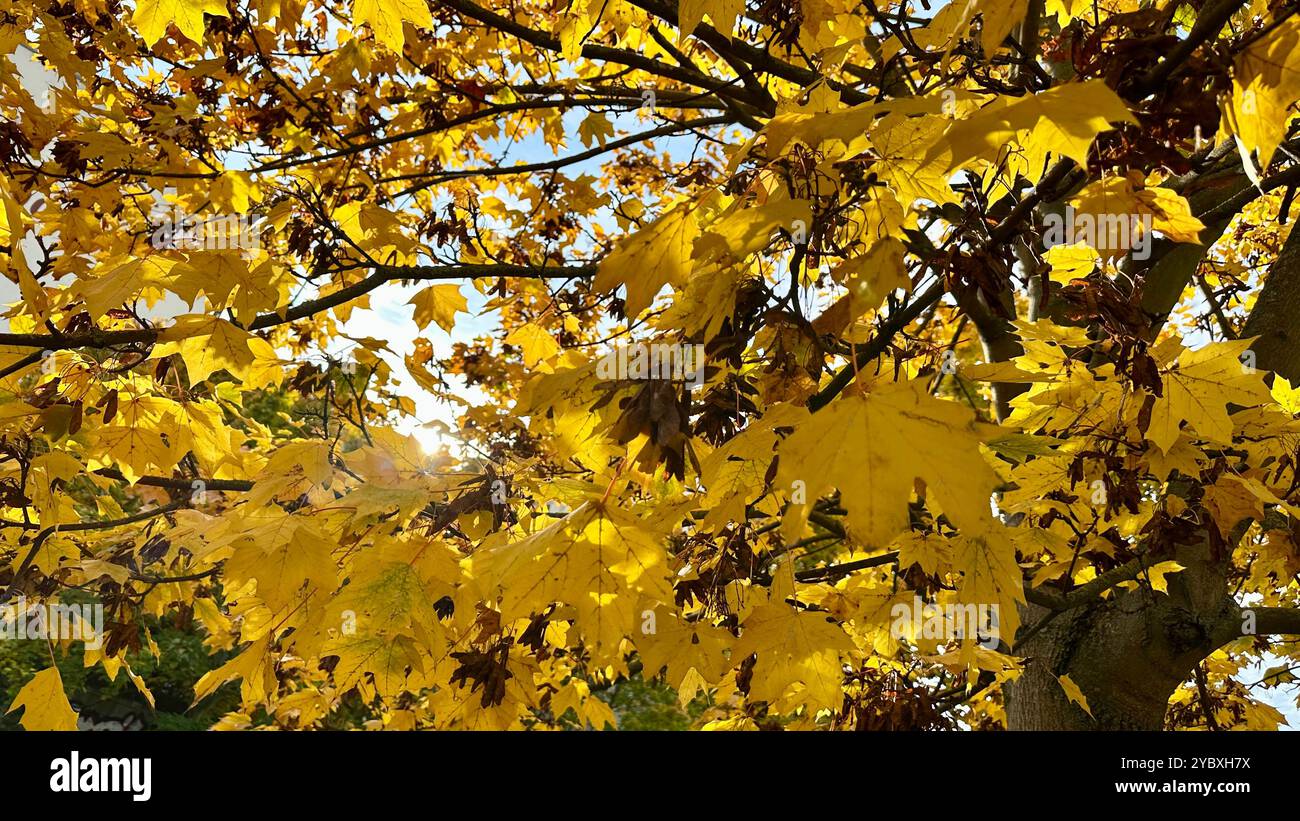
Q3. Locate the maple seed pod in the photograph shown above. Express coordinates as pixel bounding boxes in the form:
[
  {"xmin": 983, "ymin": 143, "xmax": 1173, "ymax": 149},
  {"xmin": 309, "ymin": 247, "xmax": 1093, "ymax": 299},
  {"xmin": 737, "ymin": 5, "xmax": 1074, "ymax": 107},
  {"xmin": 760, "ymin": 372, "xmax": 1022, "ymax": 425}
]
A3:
[
  {"xmin": 1090, "ymin": 479, "xmax": 1107, "ymax": 506},
  {"xmin": 790, "ymin": 479, "xmax": 807, "ymax": 505},
  {"xmin": 39, "ymin": 350, "xmax": 56, "ymax": 375},
  {"xmin": 640, "ymin": 610, "xmax": 656, "ymax": 635},
  {"xmin": 1240, "ymin": 350, "xmax": 1257, "ymax": 374},
  {"xmin": 341, "ymin": 610, "xmax": 357, "ymax": 636},
  {"xmin": 940, "ymin": 349, "xmax": 958, "ymax": 375},
  {"xmin": 191, "ymin": 480, "xmax": 207, "ymax": 506}
]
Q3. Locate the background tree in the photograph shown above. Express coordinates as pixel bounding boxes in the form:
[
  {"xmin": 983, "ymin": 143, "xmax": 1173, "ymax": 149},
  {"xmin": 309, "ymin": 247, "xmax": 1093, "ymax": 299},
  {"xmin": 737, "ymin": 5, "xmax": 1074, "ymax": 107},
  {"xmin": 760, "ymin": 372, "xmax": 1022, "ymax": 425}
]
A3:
[{"xmin": 1, "ymin": 0, "xmax": 1300, "ymax": 731}]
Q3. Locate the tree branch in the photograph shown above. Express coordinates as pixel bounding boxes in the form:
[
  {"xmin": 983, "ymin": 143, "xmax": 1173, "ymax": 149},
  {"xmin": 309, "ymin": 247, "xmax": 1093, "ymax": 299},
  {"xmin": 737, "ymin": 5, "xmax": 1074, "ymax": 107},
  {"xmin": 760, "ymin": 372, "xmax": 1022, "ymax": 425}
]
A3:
[
  {"xmin": 0, "ymin": 263, "xmax": 595, "ymax": 350},
  {"xmin": 385, "ymin": 115, "xmax": 734, "ymax": 196},
  {"xmin": 439, "ymin": 0, "xmax": 772, "ymax": 114},
  {"xmin": 1251, "ymin": 606, "xmax": 1300, "ymax": 636},
  {"xmin": 1022, "ymin": 553, "xmax": 1152, "ymax": 611},
  {"xmin": 1, "ymin": 501, "xmax": 186, "ymax": 603}
]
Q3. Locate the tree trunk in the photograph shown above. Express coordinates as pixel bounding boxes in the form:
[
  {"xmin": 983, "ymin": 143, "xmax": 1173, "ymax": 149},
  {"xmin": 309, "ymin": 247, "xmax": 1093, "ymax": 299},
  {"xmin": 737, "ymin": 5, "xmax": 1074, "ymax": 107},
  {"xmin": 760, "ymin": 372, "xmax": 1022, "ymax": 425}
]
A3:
[
  {"xmin": 1006, "ymin": 212, "xmax": 1300, "ymax": 730},
  {"xmin": 1007, "ymin": 529, "xmax": 1245, "ymax": 729},
  {"xmin": 1007, "ymin": 592, "xmax": 1242, "ymax": 730},
  {"xmin": 1242, "ymin": 224, "xmax": 1300, "ymax": 382}
]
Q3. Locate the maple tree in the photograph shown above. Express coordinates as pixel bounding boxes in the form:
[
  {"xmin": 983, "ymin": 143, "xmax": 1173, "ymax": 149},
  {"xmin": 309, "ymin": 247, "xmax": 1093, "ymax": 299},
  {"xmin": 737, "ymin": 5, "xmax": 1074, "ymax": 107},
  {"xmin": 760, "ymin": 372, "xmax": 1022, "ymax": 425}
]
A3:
[{"xmin": 2, "ymin": 0, "xmax": 1300, "ymax": 733}]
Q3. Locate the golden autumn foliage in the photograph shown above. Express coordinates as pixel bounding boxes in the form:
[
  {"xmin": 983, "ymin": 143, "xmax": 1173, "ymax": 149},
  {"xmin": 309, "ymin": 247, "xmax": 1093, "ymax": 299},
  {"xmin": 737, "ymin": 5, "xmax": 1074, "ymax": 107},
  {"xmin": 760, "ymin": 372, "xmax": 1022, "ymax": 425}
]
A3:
[{"xmin": 0, "ymin": 0, "xmax": 1299, "ymax": 732}]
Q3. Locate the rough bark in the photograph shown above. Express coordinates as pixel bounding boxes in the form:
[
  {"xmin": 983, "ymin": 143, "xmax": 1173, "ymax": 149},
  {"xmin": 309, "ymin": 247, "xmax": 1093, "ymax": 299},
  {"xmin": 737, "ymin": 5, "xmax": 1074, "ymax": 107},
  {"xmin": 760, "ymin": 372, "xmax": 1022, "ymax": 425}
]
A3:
[
  {"xmin": 1242, "ymin": 223, "xmax": 1300, "ymax": 382},
  {"xmin": 1007, "ymin": 532, "xmax": 1242, "ymax": 730}
]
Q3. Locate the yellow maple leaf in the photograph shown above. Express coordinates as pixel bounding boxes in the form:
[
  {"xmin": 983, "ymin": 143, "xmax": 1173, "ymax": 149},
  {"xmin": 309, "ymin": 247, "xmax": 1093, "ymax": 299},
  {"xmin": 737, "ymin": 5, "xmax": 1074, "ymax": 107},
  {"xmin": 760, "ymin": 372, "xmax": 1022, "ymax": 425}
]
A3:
[
  {"xmin": 224, "ymin": 521, "xmax": 339, "ymax": 616},
  {"xmin": 764, "ymin": 95, "xmax": 879, "ymax": 156},
  {"xmin": 1043, "ymin": 0, "xmax": 1091, "ymax": 24},
  {"xmin": 693, "ymin": 192, "xmax": 811, "ymax": 267},
  {"xmin": 953, "ymin": 532, "xmax": 1023, "ymax": 640},
  {"xmin": 1043, "ymin": 242, "xmax": 1100, "ymax": 284},
  {"xmin": 353, "ymin": 0, "xmax": 434, "ymax": 53},
  {"xmin": 192, "ymin": 636, "xmax": 275, "ymax": 707},
  {"xmin": 577, "ymin": 112, "xmax": 614, "ymax": 148},
  {"xmin": 900, "ymin": 0, "xmax": 1028, "ymax": 57},
  {"xmin": 325, "ymin": 632, "xmax": 427, "ymax": 698},
  {"xmin": 732, "ymin": 601, "xmax": 854, "ymax": 713},
  {"xmin": 1271, "ymin": 375, "xmax": 1300, "ymax": 414},
  {"xmin": 829, "ymin": 236, "xmax": 909, "ymax": 318},
  {"xmin": 634, "ymin": 607, "xmax": 731, "ymax": 694},
  {"xmin": 776, "ymin": 379, "xmax": 1005, "ymax": 548},
  {"xmin": 407, "ymin": 283, "xmax": 468, "ymax": 332},
  {"xmin": 871, "ymin": 113, "xmax": 958, "ymax": 208},
  {"xmin": 154, "ymin": 315, "xmax": 257, "ymax": 386},
  {"xmin": 246, "ymin": 441, "xmax": 337, "ymax": 507},
  {"xmin": 1066, "ymin": 173, "xmax": 1206, "ymax": 259},
  {"xmin": 975, "ymin": 0, "xmax": 1031, "ymax": 55},
  {"xmin": 328, "ymin": 538, "xmax": 459, "ymax": 636},
  {"xmin": 1144, "ymin": 560, "xmax": 1186, "ymax": 594},
  {"xmin": 93, "ymin": 425, "xmax": 172, "ymax": 484},
  {"xmin": 0, "ymin": 186, "xmax": 46, "ymax": 322},
  {"xmin": 940, "ymin": 80, "xmax": 1135, "ymax": 170},
  {"xmin": 1057, "ymin": 673, "xmax": 1094, "ymax": 718},
  {"xmin": 7, "ymin": 667, "xmax": 79, "ymax": 731},
  {"xmin": 133, "ymin": 0, "xmax": 230, "ymax": 46},
  {"xmin": 469, "ymin": 499, "xmax": 672, "ymax": 658},
  {"xmin": 74, "ymin": 257, "xmax": 176, "ymax": 321},
  {"xmin": 1221, "ymin": 18, "xmax": 1300, "ymax": 176},
  {"xmin": 594, "ymin": 197, "xmax": 703, "ymax": 316},
  {"xmin": 678, "ymin": 0, "xmax": 744, "ymax": 38},
  {"xmin": 698, "ymin": 403, "xmax": 809, "ymax": 531},
  {"xmin": 1146, "ymin": 338, "xmax": 1272, "ymax": 454},
  {"xmin": 504, "ymin": 322, "xmax": 561, "ymax": 369},
  {"xmin": 896, "ymin": 531, "xmax": 954, "ymax": 576}
]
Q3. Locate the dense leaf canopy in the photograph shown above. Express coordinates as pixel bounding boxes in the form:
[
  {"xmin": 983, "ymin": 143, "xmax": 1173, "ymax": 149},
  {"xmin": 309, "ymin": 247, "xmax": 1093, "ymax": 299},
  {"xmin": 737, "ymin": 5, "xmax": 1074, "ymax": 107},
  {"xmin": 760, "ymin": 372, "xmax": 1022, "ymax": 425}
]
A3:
[{"xmin": 1, "ymin": 0, "xmax": 1300, "ymax": 731}]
